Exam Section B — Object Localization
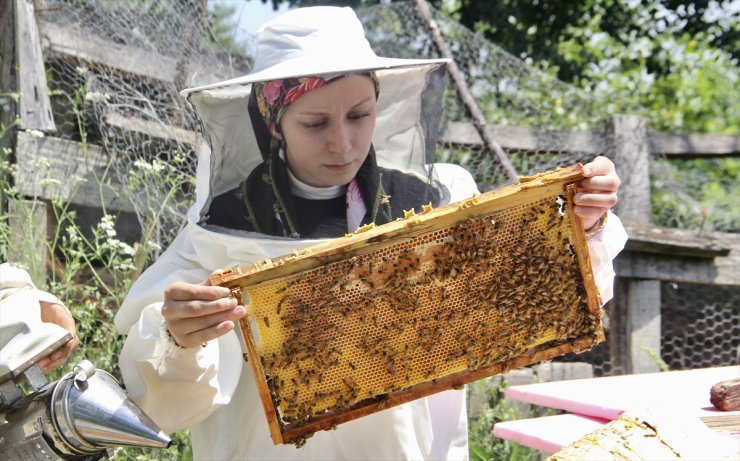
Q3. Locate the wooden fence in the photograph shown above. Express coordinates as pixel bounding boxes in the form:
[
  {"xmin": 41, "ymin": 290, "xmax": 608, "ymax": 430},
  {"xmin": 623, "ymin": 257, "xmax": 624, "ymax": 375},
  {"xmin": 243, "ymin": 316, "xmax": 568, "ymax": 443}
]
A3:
[{"xmin": 2, "ymin": 0, "xmax": 738, "ymax": 376}]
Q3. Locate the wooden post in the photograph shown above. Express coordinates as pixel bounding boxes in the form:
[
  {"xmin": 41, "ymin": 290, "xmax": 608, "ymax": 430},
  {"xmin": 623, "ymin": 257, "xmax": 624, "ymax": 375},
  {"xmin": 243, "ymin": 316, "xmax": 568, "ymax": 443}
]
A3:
[
  {"xmin": 14, "ymin": 0, "xmax": 55, "ymax": 131},
  {"xmin": 1, "ymin": 0, "xmax": 17, "ymax": 146},
  {"xmin": 1, "ymin": 0, "xmax": 20, "ymax": 263},
  {"xmin": 2, "ymin": 1, "xmax": 55, "ymax": 284},
  {"xmin": 606, "ymin": 115, "xmax": 662, "ymax": 374},
  {"xmin": 606, "ymin": 115, "xmax": 651, "ymax": 224}
]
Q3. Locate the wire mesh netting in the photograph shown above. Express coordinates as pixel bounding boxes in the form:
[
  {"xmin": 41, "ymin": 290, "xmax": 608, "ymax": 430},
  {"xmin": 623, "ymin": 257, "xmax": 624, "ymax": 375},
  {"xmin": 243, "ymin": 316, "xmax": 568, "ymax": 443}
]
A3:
[
  {"xmin": 38, "ymin": 0, "xmax": 252, "ymax": 254},
  {"xmin": 661, "ymin": 282, "xmax": 739, "ymax": 370},
  {"xmin": 358, "ymin": 2, "xmax": 608, "ymax": 190},
  {"xmin": 26, "ymin": 0, "xmax": 739, "ymax": 378}
]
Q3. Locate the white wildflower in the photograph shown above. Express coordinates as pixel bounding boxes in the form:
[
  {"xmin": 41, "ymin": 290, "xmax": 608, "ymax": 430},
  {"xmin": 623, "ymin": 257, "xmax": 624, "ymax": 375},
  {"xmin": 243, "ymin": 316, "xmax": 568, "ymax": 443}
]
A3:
[
  {"xmin": 66, "ymin": 226, "xmax": 81, "ymax": 244},
  {"xmin": 133, "ymin": 159, "xmax": 153, "ymax": 173},
  {"xmin": 150, "ymin": 160, "xmax": 166, "ymax": 174},
  {"xmin": 40, "ymin": 178, "xmax": 62, "ymax": 187},
  {"xmin": 32, "ymin": 158, "xmax": 51, "ymax": 169},
  {"xmin": 98, "ymin": 216, "xmax": 117, "ymax": 238},
  {"xmin": 145, "ymin": 241, "xmax": 162, "ymax": 252},
  {"xmin": 85, "ymin": 91, "xmax": 110, "ymax": 104},
  {"xmin": 115, "ymin": 240, "xmax": 136, "ymax": 256}
]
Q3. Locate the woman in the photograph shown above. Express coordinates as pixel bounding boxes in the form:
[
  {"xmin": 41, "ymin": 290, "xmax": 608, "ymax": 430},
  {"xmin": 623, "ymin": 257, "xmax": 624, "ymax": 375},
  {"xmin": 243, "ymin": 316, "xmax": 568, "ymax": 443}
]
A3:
[{"xmin": 115, "ymin": 6, "xmax": 626, "ymax": 460}]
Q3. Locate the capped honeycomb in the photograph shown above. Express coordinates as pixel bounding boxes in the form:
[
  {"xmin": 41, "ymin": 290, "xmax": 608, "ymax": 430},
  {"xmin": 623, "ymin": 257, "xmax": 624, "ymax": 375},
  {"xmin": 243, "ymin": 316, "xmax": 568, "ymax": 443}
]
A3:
[{"xmin": 211, "ymin": 164, "xmax": 603, "ymax": 446}]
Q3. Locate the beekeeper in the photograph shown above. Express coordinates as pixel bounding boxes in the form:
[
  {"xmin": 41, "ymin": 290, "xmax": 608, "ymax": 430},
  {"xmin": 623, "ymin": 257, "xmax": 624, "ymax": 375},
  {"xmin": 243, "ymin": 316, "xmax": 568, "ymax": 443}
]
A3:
[{"xmin": 115, "ymin": 6, "xmax": 627, "ymax": 460}]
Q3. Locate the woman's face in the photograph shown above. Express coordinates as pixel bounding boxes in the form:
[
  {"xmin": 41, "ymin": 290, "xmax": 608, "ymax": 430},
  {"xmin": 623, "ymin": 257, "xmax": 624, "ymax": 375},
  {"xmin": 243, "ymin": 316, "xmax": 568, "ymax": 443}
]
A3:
[{"xmin": 280, "ymin": 75, "xmax": 377, "ymax": 187}]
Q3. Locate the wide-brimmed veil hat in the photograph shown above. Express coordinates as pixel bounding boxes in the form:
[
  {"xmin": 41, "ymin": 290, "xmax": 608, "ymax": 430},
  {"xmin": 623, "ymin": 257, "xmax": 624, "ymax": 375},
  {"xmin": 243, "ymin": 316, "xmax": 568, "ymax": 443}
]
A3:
[
  {"xmin": 181, "ymin": 6, "xmax": 448, "ymax": 94},
  {"xmin": 181, "ymin": 6, "xmax": 451, "ymax": 228}
]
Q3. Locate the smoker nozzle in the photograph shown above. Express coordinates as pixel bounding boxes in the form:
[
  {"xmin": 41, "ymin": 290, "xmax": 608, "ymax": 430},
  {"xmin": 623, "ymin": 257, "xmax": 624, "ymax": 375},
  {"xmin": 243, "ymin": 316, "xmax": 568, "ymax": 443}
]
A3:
[{"xmin": 50, "ymin": 360, "xmax": 172, "ymax": 454}]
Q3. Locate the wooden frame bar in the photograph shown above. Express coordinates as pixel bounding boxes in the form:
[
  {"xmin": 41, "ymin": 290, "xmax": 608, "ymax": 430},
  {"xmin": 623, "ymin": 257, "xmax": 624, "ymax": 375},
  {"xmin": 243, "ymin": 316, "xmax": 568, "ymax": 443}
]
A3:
[{"xmin": 211, "ymin": 164, "xmax": 603, "ymax": 445}]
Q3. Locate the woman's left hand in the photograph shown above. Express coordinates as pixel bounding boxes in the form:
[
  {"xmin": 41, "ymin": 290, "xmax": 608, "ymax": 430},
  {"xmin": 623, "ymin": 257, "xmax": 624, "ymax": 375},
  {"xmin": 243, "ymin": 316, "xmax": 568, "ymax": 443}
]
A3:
[{"xmin": 574, "ymin": 156, "xmax": 621, "ymax": 231}]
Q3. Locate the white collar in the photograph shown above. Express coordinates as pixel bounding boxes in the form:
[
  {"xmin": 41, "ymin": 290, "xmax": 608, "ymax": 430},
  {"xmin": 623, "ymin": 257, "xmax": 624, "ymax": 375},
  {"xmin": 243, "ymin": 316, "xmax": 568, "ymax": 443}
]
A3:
[{"xmin": 287, "ymin": 168, "xmax": 346, "ymax": 200}]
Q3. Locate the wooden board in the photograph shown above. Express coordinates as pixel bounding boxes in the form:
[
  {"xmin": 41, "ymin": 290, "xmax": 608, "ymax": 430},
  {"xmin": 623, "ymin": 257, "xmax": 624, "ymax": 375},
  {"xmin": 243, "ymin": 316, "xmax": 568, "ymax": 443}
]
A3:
[
  {"xmin": 14, "ymin": 131, "xmax": 133, "ymax": 212},
  {"xmin": 492, "ymin": 413, "xmax": 608, "ymax": 454}
]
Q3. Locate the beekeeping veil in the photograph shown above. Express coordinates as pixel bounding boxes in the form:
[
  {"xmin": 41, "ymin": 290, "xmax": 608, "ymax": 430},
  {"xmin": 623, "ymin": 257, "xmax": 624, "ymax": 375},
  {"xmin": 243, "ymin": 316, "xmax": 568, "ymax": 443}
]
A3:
[{"xmin": 181, "ymin": 6, "xmax": 451, "ymax": 238}]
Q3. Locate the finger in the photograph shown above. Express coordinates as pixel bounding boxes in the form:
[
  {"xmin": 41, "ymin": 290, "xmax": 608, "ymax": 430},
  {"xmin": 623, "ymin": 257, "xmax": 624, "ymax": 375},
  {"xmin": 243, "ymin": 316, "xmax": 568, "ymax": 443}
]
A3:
[
  {"xmin": 38, "ymin": 357, "xmax": 53, "ymax": 373},
  {"xmin": 165, "ymin": 282, "xmax": 233, "ymax": 302},
  {"xmin": 177, "ymin": 320, "xmax": 238, "ymax": 348},
  {"xmin": 169, "ymin": 304, "xmax": 246, "ymax": 332},
  {"xmin": 162, "ymin": 296, "xmax": 239, "ymax": 321},
  {"xmin": 167, "ymin": 305, "xmax": 247, "ymax": 343},
  {"xmin": 40, "ymin": 302, "xmax": 77, "ymax": 334},
  {"xmin": 574, "ymin": 205, "xmax": 608, "ymax": 218},
  {"xmin": 38, "ymin": 349, "xmax": 68, "ymax": 373},
  {"xmin": 69, "ymin": 332, "xmax": 80, "ymax": 351},
  {"xmin": 582, "ymin": 156, "xmax": 614, "ymax": 177},
  {"xmin": 574, "ymin": 191, "xmax": 618, "ymax": 209},
  {"xmin": 573, "ymin": 206, "xmax": 608, "ymax": 229},
  {"xmin": 577, "ymin": 174, "xmax": 621, "ymax": 193}
]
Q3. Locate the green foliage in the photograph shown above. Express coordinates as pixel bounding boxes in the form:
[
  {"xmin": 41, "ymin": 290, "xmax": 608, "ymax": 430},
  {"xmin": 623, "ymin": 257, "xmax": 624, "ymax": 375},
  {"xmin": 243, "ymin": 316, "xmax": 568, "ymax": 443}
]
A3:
[
  {"xmin": 467, "ymin": 379, "xmax": 544, "ymax": 461},
  {"xmin": 204, "ymin": 3, "xmax": 252, "ymax": 60},
  {"xmin": 640, "ymin": 346, "xmax": 670, "ymax": 372},
  {"xmin": 651, "ymin": 157, "xmax": 740, "ymax": 232},
  {"xmin": 443, "ymin": 0, "xmax": 740, "ymax": 135}
]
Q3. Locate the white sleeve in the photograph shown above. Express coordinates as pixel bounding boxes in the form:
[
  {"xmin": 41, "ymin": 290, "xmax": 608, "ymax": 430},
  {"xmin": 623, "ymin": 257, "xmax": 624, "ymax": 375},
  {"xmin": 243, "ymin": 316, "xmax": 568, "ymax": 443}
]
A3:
[
  {"xmin": 434, "ymin": 163, "xmax": 480, "ymax": 203},
  {"xmin": 586, "ymin": 212, "xmax": 628, "ymax": 305},
  {"xmin": 118, "ymin": 303, "xmax": 243, "ymax": 434},
  {"xmin": 114, "ymin": 232, "xmax": 243, "ymax": 434}
]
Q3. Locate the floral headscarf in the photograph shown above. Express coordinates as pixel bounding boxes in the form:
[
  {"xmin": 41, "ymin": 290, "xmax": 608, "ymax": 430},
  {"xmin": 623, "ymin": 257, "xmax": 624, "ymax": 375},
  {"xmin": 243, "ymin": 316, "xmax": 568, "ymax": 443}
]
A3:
[
  {"xmin": 210, "ymin": 69, "xmax": 440, "ymax": 239},
  {"xmin": 251, "ymin": 72, "xmax": 380, "ymax": 149}
]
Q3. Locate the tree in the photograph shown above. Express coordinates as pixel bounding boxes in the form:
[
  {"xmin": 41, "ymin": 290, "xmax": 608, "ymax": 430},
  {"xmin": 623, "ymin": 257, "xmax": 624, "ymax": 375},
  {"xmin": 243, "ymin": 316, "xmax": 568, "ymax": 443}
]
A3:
[{"xmin": 253, "ymin": 0, "xmax": 738, "ymax": 134}]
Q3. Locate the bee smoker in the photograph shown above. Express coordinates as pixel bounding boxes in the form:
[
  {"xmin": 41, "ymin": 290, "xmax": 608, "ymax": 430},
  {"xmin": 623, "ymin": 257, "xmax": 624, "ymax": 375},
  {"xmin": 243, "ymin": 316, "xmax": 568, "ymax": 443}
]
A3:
[{"xmin": 0, "ymin": 349, "xmax": 171, "ymax": 460}]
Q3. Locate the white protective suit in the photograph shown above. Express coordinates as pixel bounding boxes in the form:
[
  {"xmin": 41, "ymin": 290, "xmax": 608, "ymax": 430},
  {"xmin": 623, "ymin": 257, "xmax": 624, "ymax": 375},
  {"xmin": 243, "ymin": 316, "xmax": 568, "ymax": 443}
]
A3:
[{"xmin": 114, "ymin": 8, "xmax": 628, "ymax": 461}]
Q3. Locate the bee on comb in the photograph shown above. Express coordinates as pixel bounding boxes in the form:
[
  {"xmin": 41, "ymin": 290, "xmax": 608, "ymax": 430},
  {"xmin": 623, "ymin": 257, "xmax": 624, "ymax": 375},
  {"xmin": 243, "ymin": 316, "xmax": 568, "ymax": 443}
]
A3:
[{"xmin": 210, "ymin": 164, "xmax": 603, "ymax": 446}]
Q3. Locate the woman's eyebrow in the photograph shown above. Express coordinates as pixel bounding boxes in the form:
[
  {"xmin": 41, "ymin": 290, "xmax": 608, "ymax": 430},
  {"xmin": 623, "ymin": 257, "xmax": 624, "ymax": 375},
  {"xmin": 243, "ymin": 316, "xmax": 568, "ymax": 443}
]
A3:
[
  {"xmin": 297, "ymin": 97, "xmax": 374, "ymax": 116},
  {"xmin": 350, "ymin": 96, "xmax": 374, "ymax": 109}
]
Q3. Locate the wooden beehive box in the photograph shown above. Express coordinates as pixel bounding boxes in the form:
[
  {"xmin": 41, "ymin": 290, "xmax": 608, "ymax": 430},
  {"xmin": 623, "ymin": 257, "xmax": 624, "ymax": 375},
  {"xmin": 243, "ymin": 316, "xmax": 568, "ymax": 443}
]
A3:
[{"xmin": 210, "ymin": 163, "xmax": 603, "ymax": 446}]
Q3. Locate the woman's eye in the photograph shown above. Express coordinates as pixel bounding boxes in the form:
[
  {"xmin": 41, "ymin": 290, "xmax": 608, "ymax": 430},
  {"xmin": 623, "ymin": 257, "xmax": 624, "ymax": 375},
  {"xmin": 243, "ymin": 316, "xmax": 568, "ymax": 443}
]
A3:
[
  {"xmin": 350, "ymin": 112, "xmax": 370, "ymax": 121},
  {"xmin": 302, "ymin": 121, "xmax": 326, "ymax": 129}
]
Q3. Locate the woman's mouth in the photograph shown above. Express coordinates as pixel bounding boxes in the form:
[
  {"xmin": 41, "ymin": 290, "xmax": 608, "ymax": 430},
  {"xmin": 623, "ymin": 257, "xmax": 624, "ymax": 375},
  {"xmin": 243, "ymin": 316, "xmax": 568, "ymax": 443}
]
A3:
[{"xmin": 325, "ymin": 161, "xmax": 354, "ymax": 171}]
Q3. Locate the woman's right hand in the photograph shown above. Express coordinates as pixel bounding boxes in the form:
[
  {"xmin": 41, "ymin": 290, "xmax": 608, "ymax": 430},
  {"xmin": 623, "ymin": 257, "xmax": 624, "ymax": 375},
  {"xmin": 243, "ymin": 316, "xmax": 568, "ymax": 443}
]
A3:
[{"xmin": 162, "ymin": 280, "xmax": 247, "ymax": 348}]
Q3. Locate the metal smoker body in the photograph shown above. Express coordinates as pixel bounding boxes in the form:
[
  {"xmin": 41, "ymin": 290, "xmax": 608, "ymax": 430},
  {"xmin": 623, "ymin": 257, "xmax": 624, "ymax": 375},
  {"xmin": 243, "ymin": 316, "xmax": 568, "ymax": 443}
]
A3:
[{"xmin": 1, "ymin": 345, "xmax": 171, "ymax": 460}]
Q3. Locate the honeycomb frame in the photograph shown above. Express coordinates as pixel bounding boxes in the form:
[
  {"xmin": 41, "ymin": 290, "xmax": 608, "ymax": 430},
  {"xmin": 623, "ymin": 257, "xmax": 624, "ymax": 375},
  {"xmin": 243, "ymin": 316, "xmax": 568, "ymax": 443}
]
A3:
[{"xmin": 210, "ymin": 164, "xmax": 603, "ymax": 446}]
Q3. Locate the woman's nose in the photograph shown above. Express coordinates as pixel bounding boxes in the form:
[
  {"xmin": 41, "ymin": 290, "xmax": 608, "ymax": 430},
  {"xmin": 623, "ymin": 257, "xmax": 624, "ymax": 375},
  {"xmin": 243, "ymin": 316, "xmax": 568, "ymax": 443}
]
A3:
[{"xmin": 327, "ymin": 122, "xmax": 352, "ymax": 154}]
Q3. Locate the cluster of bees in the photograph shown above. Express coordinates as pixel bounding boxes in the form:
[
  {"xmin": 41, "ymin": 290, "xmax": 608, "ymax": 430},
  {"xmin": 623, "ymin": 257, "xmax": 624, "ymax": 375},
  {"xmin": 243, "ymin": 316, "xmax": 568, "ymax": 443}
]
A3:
[{"xmin": 247, "ymin": 194, "xmax": 600, "ymax": 432}]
